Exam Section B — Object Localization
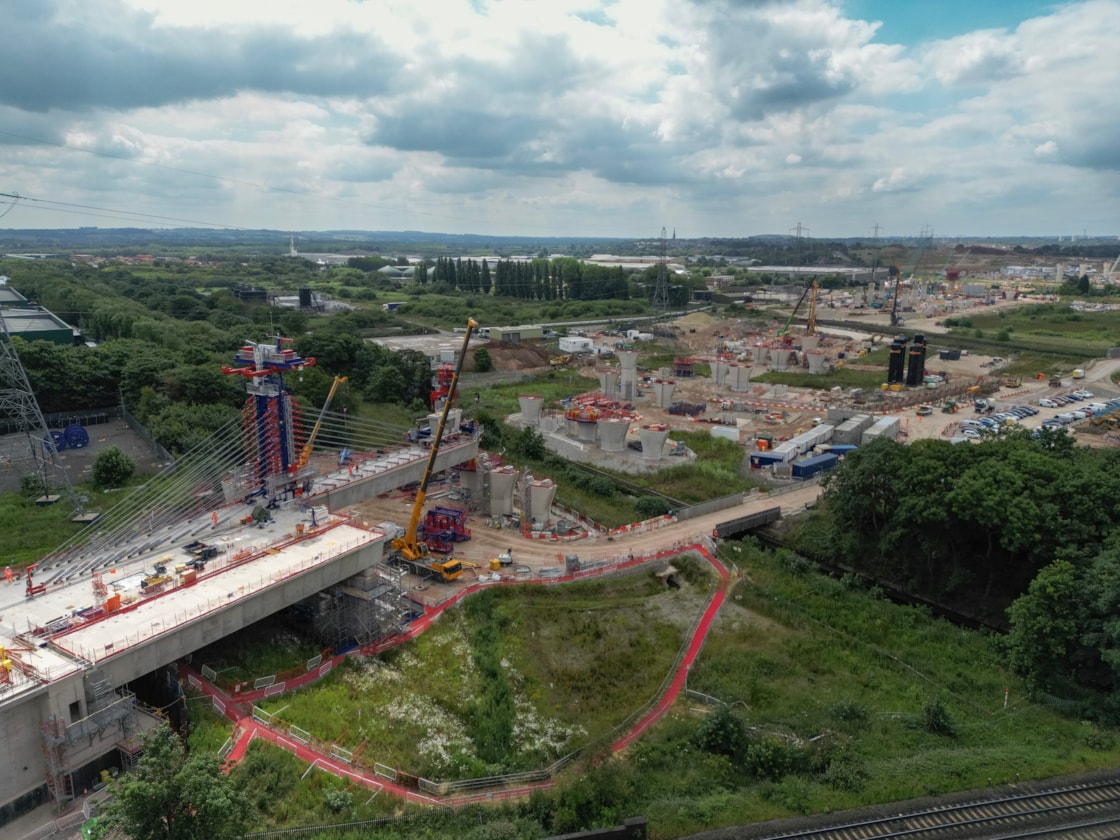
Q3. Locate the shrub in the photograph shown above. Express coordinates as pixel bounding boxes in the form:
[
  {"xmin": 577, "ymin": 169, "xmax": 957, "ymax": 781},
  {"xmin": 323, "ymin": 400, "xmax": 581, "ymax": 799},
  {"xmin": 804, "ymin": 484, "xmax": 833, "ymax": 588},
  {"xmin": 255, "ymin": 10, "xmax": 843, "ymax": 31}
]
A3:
[
  {"xmin": 323, "ymin": 787, "xmax": 353, "ymax": 813},
  {"xmin": 19, "ymin": 473, "xmax": 48, "ymax": 498},
  {"xmin": 92, "ymin": 446, "xmax": 135, "ymax": 489},
  {"xmin": 693, "ymin": 704, "xmax": 749, "ymax": 761},
  {"xmin": 634, "ymin": 495, "xmax": 673, "ymax": 519},
  {"xmin": 924, "ymin": 697, "xmax": 957, "ymax": 737}
]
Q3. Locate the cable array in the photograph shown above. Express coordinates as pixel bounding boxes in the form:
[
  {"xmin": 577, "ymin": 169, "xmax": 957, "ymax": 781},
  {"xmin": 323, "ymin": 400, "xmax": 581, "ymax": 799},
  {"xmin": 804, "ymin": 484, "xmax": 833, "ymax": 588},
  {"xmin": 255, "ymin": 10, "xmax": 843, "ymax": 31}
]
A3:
[{"xmin": 38, "ymin": 409, "xmax": 413, "ymax": 583}]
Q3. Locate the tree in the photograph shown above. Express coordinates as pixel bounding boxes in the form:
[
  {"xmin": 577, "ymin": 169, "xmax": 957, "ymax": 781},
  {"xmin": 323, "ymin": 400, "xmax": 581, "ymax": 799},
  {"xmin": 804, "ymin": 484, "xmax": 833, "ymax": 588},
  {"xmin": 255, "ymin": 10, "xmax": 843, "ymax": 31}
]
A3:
[
  {"xmin": 101, "ymin": 723, "xmax": 250, "ymax": 840},
  {"xmin": 473, "ymin": 347, "xmax": 493, "ymax": 373},
  {"xmin": 1006, "ymin": 559, "xmax": 1082, "ymax": 690},
  {"xmin": 92, "ymin": 446, "xmax": 135, "ymax": 489}
]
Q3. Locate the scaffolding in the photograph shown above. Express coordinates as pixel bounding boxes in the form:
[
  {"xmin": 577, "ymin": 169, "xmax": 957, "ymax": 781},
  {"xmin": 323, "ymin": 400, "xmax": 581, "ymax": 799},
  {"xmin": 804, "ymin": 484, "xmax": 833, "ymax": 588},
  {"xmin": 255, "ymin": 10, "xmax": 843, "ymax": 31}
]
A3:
[
  {"xmin": 311, "ymin": 565, "xmax": 413, "ymax": 651},
  {"xmin": 40, "ymin": 671, "xmax": 139, "ymax": 809}
]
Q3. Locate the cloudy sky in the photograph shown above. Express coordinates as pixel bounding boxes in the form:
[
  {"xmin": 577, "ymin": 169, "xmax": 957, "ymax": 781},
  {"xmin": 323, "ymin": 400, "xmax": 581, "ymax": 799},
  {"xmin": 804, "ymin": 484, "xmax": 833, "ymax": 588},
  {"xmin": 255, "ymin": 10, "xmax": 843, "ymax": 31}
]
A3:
[{"xmin": 1, "ymin": 0, "xmax": 1118, "ymax": 240}]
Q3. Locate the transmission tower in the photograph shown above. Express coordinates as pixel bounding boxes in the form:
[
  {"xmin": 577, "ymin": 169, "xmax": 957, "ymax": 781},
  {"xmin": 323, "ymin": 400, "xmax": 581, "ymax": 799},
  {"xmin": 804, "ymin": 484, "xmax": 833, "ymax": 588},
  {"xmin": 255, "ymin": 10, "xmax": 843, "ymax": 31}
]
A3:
[
  {"xmin": 651, "ymin": 226, "xmax": 670, "ymax": 315},
  {"xmin": 789, "ymin": 221, "xmax": 810, "ymax": 281},
  {"xmin": 0, "ymin": 309, "xmax": 81, "ymax": 510}
]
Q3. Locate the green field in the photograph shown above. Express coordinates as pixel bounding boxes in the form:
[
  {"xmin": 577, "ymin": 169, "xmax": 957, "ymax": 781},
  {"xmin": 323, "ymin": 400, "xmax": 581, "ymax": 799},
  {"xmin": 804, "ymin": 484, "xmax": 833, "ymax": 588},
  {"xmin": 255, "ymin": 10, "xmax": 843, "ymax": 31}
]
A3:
[{"xmin": 191, "ymin": 544, "xmax": 1120, "ymax": 839}]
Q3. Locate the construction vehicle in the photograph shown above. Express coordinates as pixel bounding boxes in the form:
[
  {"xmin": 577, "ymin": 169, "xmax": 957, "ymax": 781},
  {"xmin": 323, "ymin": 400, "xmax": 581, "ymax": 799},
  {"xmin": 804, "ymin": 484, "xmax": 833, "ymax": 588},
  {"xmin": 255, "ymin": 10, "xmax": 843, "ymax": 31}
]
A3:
[
  {"xmin": 389, "ymin": 319, "xmax": 477, "ymax": 582},
  {"xmin": 941, "ymin": 399, "xmax": 958, "ymax": 414},
  {"xmin": 140, "ymin": 561, "xmax": 173, "ymax": 593},
  {"xmin": 1001, "ymin": 375, "xmax": 1022, "ymax": 388},
  {"xmin": 294, "ymin": 375, "xmax": 348, "ymax": 471},
  {"xmin": 1073, "ymin": 369, "xmax": 1085, "ymax": 380},
  {"xmin": 777, "ymin": 278, "xmax": 818, "ymax": 343},
  {"xmin": 550, "ymin": 354, "xmax": 573, "ymax": 367}
]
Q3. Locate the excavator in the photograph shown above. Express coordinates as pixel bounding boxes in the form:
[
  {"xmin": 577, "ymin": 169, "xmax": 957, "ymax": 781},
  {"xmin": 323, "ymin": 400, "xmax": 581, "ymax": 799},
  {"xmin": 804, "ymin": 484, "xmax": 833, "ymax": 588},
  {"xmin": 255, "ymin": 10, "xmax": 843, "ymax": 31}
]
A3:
[{"xmin": 389, "ymin": 319, "xmax": 477, "ymax": 582}]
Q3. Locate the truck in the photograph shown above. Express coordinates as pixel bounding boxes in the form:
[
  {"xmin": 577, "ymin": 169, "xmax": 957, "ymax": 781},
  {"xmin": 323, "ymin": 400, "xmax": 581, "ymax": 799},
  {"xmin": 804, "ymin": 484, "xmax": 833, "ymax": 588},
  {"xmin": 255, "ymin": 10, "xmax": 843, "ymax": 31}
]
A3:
[
  {"xmin": 388, "ymin": 320, "xmax": 477, "ymax": 583},
  {"xmin": 1073, "ymin": 369, "xmax": 1085, "ymax": 379}
]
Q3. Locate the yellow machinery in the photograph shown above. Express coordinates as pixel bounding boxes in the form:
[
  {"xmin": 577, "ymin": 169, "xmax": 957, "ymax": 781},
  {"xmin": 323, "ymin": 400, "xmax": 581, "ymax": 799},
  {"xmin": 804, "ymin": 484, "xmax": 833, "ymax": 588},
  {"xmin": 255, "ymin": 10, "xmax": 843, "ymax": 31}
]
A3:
[
  {"xmin": 390, "ymin": 319, "xmax": 477, "ymax": 582},
  {"xmin": 295, "ymin": 375, "xmax": 348, "ymax": 471},
  {"xmin": 778, "ymin": 278, "xmax": 819, "ymax": 343}
]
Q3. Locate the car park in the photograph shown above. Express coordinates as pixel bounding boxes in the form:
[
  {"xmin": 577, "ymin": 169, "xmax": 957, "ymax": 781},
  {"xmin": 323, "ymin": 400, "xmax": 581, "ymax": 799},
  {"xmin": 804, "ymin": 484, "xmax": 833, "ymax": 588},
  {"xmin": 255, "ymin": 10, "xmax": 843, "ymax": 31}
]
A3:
[
  {"xmin": 1039, "ymin": 398, "xmax": 1059, "ymax": 408},
  {"xmin": 978, "ymin": 417, "xmax": 999, "ymax": 429}
]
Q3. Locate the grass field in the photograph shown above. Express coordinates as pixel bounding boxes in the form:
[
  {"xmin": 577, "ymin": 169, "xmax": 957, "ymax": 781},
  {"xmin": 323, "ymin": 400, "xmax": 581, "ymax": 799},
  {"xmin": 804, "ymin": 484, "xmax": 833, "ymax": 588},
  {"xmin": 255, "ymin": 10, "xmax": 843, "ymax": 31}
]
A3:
[{"xmin": 190, "ymin": 542, "xmax": 1120, "ymax": 839}]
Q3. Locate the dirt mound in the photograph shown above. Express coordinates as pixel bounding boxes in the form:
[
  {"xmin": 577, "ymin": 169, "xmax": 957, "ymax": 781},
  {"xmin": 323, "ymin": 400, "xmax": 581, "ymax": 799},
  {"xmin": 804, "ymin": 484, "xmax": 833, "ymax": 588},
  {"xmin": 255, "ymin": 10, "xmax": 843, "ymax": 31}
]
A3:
[{"xmin": 466, "ymin": 340, "xmax": 554, "ymax": 371}]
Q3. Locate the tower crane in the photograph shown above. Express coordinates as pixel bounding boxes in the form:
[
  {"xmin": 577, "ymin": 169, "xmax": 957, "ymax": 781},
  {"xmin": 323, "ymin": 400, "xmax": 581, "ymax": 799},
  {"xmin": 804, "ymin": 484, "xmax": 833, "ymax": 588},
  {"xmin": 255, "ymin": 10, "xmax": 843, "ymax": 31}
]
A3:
[{"xmin": 390, "ymin": 319, "xmax": 477, "ymax": 582}]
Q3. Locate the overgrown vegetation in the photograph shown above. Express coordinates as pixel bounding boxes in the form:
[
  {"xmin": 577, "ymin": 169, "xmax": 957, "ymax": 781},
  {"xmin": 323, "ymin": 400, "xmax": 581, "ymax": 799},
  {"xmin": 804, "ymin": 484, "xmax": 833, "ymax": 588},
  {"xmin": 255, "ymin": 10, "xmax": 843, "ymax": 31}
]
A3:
[
  {"xmin": 193, "ymin": 543, "xmax": 1120, "ymax": 839},
  {"xmin": 256, "ymin": 571, "xmax": 702, "ymax": 780}
]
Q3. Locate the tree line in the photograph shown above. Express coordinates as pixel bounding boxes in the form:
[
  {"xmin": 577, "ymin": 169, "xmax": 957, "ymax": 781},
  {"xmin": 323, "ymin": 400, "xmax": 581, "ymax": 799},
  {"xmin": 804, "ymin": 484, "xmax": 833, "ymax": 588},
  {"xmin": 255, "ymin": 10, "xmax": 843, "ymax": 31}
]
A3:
[
  {"xmin": 418, "ymin": 256, "xmax": 632, "ymax": 302},
  {"xmin": 816, "ymin": 432, "xmax": 1120, "ymax": 717},
  {"xmin": 2, "ymin": 260, "xmax": 448, "ymax": 455}
]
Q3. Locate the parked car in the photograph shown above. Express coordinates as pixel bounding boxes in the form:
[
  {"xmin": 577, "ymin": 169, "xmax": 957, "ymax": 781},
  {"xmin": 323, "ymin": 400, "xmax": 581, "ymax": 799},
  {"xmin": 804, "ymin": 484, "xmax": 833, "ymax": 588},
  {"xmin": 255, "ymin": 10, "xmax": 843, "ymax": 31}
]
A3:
[
  {"xmin": 1039, "ymin": 398, "xmax": 1059, "ymax": 408},
  {"xmin": 1074, "ymin": 389, "xmax": 1095, "ymax": 399},
  {"xmin": 961, "ymin": 428, "xmax": 982, "ymax": 439}
]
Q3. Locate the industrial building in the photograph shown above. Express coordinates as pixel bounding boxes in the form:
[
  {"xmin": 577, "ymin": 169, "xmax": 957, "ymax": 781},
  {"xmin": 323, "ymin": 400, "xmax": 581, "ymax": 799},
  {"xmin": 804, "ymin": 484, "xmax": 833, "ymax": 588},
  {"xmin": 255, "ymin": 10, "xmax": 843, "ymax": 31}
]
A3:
[{"xmin": 0, "ymin": 279, "xmax": 78, "ymax": 345}]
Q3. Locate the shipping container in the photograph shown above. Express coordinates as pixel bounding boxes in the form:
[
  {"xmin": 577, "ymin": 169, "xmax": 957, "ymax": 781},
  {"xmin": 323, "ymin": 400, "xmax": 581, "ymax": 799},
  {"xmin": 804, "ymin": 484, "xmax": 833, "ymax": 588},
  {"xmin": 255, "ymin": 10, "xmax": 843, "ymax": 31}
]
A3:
[
  {"xmin": 749, "ymin": 451, "xmax": 788, "ymax": 468},
  {"xmin": 833, "ymin": 414, "xmax": 874, "ymax": 446},
  {"xmin": 861, "ymin": 416, "xmax": 901, "ymax": 445},
  {"xmin": 710, "ymin": 425, "xmax": 739, "ymax": 443},
  {"xmin": 827, "ymin": 444, "xmax": 858, "ymax": 455},
  {"xmin": 791, "ymin": 453, "xmax": 840, "ymax": 479}
]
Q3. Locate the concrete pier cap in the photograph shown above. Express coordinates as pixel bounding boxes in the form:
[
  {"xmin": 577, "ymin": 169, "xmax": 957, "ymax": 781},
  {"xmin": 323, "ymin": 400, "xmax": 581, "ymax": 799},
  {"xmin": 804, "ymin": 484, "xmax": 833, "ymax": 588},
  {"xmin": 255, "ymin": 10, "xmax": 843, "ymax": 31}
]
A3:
[
  {"xmin": 596, "ymin": 417, "xmax": 631, "ymax": 451},
  {"xmin": 639, "ymin": 424, "xmax": 670, "ymax": 461},
  {"xmin": 518, "ymin": 395, "xmax": 544, "ymax": 425}
]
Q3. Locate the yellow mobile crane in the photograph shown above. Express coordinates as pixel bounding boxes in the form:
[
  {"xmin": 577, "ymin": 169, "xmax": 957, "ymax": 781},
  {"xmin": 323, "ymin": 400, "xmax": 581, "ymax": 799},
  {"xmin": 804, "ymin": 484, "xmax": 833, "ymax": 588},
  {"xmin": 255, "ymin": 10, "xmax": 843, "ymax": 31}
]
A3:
[
  {"xmin": 390, "ymin": 319, "xmax": 477, "ymax": 582},
  {"xmin": 295, "ymin": 375, "xmax": 348, "ymax": 471}
]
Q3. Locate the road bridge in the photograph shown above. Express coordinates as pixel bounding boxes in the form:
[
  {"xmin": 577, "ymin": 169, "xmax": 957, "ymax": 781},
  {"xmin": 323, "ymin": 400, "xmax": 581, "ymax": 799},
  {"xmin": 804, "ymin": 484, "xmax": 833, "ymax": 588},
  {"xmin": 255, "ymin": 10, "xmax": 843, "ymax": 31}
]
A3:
[{"xmin": 0, "ymin": 437, "xmax": 477, "ymax": 824}]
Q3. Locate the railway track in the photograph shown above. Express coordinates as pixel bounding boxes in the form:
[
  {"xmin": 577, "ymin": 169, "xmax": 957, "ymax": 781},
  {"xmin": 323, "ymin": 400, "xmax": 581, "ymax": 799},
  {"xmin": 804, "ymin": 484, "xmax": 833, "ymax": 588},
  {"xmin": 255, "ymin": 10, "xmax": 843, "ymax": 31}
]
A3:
[{"xmin": 734, "ymin": 777, "xmax": 1120, "ymax": 840}]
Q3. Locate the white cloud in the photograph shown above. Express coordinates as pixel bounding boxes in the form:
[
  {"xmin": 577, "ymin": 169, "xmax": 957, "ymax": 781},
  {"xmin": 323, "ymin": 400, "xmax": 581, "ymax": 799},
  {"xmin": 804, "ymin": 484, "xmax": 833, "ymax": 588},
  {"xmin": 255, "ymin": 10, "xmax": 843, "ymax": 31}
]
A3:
[{"xmin": 0, "ymin": 0, "xmax": 1117, "ymax": 237}]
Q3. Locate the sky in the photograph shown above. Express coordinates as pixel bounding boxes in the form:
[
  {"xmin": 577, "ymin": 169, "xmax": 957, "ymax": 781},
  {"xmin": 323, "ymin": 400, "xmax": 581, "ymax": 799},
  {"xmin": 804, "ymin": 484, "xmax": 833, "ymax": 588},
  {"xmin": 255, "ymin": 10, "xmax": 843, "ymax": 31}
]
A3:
[{"xmin": 1, "ymin": 0, "xmax": 1118, "ymax": 241}]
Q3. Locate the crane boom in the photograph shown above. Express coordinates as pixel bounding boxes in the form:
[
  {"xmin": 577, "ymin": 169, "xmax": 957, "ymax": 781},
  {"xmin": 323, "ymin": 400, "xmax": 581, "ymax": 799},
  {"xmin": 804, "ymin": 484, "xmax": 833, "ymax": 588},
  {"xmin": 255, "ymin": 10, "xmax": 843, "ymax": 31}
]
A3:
[
  {"xmin": 295, "ymin": 375, "xmax": 348, "ymax": 470},
  {"xmin": 392, "ymin": 319, "xmax": 477, "ymax": 570},
  {"xmin": 778, "ymin": 277, "xmax": 817, "ymax": 342}
]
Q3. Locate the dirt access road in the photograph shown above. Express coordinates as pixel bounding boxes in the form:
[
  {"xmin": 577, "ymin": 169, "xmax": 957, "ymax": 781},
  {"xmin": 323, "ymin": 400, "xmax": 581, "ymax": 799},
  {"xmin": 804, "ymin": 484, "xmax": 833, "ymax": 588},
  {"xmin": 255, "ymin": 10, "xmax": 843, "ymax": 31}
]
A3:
[{"xmin": 350, "ymin": 482, "xmax": 822, "ymax": 603}]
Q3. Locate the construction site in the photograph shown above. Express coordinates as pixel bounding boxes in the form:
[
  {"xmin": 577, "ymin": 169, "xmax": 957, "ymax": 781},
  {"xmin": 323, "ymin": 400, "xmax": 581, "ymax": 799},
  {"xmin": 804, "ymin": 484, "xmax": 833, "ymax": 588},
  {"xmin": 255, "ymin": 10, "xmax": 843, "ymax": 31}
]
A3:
[{"xmin": 1, "ymin": 249, "xmax": 1113, "ymax": 828}]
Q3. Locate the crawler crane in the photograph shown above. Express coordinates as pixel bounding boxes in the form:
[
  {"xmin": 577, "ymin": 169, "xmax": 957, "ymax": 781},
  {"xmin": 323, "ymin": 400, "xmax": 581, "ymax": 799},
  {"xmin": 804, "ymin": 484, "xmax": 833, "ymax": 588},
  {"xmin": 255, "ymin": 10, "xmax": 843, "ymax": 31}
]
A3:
[{"xmin": 389, "ymin": 319, "xmax": 477, "ymax": 582}]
